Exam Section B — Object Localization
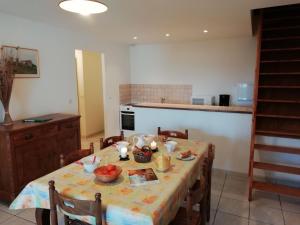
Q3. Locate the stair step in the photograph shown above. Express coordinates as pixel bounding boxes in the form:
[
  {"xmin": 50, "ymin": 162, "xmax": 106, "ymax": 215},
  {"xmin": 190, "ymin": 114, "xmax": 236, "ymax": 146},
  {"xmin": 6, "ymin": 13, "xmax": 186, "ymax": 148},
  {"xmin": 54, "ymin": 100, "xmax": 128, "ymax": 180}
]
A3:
[
  {"xmin": 252, "ymin": 181, "xmax": 300, "ymax": 198},
  {"xmin": 254, "ymin": 144, "xmax": 300, "ymax": 154},
  {"xmin": 261, "ymin": 48, "xmax": 300, "ymax": 52},
  {"xmin": 261, "ymin": 59, "xmax": 300, "ymax": 63},
  {"xmin": 260, "ymin": 72, "xmax": 300, "ymax": 76},
  {"xmin": 263, "ymin": 25, "xmax": 300, "ymax": 31},
  {"xmin": 253, "ymin": 162, "xmax": 300, "ymax": 175},
  {"xmin": 264, "ymin": 15, "xmax": 300, "ymax": 22},
  {"xmin": 258, "ymin": 85, "xmax": 300, "ymax": 89},
  {"xmin": 257, "ymin": 99, "xmax": 300, "ymax": 103},
  {"xmin": 263, "ymin": 36, "xmax": 300, "ymax": 41},
  {"xmin": 256, "ymin": 130, "xmax": 300, "ymax": 139}
]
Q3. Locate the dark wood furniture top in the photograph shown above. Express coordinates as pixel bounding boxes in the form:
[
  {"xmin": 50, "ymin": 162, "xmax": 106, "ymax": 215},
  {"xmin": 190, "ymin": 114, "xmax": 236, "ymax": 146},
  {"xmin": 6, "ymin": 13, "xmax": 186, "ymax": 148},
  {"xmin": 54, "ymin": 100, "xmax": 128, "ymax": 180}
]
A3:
[
  {"xmin": 248, "ymin": 4, "xmax": 300, "ymax": 201},
  {"xmin": 0, "ymin": 113, "xmax": 81, "ymax": 203},
  {"xmin": 100, "ymin": 131, "xmax": 124, "ymax": 149},
  {"xmin": 158, "ymin": 127, "xmax": 189, "ymax": 139},
  {"xmin": 60, "ymin": 143, "xmax": 94, "ymax": 168},
  {"xmin": 49, "ymin": 180, "xmax": 102, "ymax": 225}
]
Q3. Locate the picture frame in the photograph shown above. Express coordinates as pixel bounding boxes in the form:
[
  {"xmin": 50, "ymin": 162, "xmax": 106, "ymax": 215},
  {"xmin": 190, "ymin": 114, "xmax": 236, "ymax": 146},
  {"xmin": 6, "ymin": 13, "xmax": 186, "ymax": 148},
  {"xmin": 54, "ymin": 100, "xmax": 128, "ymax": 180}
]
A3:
[{"xmin": 1, "ymin": 45, "xmax": 40, "ymax": 78}]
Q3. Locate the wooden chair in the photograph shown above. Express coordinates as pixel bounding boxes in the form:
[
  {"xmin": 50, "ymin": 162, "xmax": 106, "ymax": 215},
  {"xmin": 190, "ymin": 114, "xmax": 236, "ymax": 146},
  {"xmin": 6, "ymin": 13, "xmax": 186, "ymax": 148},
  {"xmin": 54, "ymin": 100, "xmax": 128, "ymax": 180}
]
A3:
[
  {"xmin": 49, "ymin": 180, "xmax": 102, "ymax": 225},
  {"xmin": 158, "ymin": 127, "xmax": 188, "ymax": 139},
  {"xmin": 206, "ymin": 144, "xmax": 215, "ymax": 221},
  {"xmin": 170, "ymin": 159, "xmax": 209, "ymax": 225},
  {"xmin": 60, "ymin": 143, "xmax": 94, "ymax": 167},
  {"xmin": 191, "ymin": 144, "xmax": 215, "ymax": 222},
  {"xmin": 100, "ymin": 131, "xmax": 124, "ymax": 149}
]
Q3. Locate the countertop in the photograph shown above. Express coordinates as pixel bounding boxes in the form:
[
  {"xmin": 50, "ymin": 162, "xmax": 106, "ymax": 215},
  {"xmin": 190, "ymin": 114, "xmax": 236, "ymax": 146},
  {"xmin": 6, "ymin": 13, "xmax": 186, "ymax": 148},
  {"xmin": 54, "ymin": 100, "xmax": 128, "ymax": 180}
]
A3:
[{"xmin": 132, "ymin": 102, "xmax": 253, "ymax": 114}]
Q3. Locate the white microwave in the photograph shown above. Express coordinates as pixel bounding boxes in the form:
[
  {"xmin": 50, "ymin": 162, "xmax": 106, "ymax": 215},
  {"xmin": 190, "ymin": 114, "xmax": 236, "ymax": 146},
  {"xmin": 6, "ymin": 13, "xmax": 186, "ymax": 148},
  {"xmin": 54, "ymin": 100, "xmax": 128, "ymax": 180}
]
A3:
[{"xmin": 191, "ymin": 95, "xmax": 215, "ymax": 105}]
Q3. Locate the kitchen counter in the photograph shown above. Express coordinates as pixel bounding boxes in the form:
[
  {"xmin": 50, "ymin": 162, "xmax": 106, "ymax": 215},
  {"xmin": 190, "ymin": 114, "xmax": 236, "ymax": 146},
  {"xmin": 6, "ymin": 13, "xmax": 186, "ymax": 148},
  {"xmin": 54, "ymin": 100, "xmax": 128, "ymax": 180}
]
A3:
[{"xmin": 132, "ymin": 102, "xmax": 253, "ymax": 114}]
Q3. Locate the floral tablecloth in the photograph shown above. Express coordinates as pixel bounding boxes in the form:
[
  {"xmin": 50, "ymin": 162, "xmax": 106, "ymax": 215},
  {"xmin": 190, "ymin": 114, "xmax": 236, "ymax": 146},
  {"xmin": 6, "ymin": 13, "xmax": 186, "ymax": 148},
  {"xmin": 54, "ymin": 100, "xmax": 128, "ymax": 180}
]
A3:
[{"xmin": 10, "ymin": 138, "xmax": 208, "ymax": 225}]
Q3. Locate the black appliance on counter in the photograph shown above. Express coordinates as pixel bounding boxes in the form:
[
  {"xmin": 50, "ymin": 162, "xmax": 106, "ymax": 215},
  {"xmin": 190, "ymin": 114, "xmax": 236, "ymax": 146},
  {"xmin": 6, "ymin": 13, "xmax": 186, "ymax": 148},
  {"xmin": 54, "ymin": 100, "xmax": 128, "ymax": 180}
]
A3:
[{"xmin": 219, "ymin": 94, "xmax": 230, "ymax": 106}]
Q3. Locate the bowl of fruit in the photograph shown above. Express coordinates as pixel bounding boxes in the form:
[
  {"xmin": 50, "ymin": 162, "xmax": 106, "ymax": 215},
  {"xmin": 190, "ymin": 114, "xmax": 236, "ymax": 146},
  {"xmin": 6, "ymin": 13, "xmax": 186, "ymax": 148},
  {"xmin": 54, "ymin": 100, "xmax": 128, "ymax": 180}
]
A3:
[
  {"xmin": 94, "ymin": 164, "xmax": 122, "ymax": 183},
  {"xmin": 133, "ymin": 146, "xmax": 153, "ymax": 163}
]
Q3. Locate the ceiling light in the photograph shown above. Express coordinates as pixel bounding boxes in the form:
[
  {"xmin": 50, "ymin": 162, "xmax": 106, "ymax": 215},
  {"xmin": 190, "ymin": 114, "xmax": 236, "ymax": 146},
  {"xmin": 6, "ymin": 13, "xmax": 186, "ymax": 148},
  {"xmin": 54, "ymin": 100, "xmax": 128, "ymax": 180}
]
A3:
[
  {"xmin": 165, "ymin": 33, "xmax": 170, "ymax": 37},
  {"xmin": 133, "ymin": 36, "xmax": 138, "ymax": 40},
  {"xmin": 59, "ymin": 0, "xmax": 108, "ymax": 16},
  {"xmin": 203, "ymin": 30, "xmax": 208, "ymax": 33}
]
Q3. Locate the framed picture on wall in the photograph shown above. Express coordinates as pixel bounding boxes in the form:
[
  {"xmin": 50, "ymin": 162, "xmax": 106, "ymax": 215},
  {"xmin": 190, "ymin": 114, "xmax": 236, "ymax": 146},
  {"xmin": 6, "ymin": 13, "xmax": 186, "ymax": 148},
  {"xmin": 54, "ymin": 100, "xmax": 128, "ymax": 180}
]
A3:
[{"xmin": 1, "ymin": 45, "xmax": 40, "ymax": 78}]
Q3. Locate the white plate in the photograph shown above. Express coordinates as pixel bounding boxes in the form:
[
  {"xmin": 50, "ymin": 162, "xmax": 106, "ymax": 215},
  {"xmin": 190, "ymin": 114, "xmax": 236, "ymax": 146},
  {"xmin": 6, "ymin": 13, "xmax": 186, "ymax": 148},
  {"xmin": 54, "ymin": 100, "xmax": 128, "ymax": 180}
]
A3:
[{"xmin": 176, "ymin": 154, "xmax": 196, "ymax": 161}]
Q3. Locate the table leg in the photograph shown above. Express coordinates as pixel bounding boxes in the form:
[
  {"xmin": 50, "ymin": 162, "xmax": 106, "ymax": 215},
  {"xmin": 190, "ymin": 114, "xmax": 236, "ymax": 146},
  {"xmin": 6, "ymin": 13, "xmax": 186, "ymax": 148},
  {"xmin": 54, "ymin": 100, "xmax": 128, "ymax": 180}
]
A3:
[{"xmin": 35, "ymin": 208, "xmax": 50, "ymax": 225}]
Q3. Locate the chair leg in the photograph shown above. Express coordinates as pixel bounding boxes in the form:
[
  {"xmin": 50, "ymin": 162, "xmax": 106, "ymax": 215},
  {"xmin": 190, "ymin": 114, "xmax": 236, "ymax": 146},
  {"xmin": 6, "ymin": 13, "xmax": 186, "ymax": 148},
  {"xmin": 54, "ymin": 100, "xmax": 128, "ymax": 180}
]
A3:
[
  {"xmin": 207, "ymin": 163, "xmax": 212, "ymax": 222},
  {"xmin": 200, "ymin": 197, "xmax": 207, "ymax": 225}
]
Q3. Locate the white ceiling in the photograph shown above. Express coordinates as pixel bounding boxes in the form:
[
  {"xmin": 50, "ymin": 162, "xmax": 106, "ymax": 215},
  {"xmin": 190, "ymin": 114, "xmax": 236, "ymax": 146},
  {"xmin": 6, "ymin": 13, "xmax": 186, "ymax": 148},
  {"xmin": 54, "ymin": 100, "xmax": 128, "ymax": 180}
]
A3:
[{"xmin": 0, "ymin": 0, "xmax": 299, "ymax": 44}]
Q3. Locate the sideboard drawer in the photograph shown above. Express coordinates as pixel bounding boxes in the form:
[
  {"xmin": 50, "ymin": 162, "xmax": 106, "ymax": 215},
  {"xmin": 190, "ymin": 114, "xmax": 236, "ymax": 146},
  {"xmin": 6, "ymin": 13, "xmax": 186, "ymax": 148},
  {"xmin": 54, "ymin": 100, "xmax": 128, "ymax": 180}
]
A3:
[
  {"xmin": 41, "ymin": 124, "xmax": 59, "ymax": 137},
  {"xmin": 60, "ymin": 120, "xmax": 79, "ymax": 131},
  {"xmin": 12, "ymin": 129, "xmax": 42, "ymax": 146}
]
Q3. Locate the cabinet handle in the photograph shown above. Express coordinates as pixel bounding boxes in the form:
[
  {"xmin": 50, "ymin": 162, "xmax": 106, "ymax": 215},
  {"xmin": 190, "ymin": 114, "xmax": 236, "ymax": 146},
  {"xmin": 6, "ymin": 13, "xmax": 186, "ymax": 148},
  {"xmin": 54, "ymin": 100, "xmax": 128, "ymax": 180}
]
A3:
[{"xmin": 25, "ymin": 134, "xmax": 33, "ymax": 140}]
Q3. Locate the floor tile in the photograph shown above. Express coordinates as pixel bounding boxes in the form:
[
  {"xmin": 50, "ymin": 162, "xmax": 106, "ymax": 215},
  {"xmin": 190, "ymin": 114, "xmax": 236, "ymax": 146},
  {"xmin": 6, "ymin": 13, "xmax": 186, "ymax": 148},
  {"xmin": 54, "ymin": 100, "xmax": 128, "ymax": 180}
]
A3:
[
  {"xmin": 214, "ymin": 211, "xmax": 248, "ymax": 225},
  {"xmin": 250, "ymin": 190, "xmax": 281, "ymax": 210},
  {"xmin": 16, "ymin": 208, "xmax": 36, "ymax": 223},
  {"xmin": 226, "ymin": 171, "xmax": 248, "ymax": 182},
  {"xmin": 250, "ymin": 205, "xmax": 284, "ymax": 225},
  {"xmin": 212, "ymin": 169, "xmax": 226, "ymax": 180},
  {"xmin": 1, "ymin": 216, "xmax": 35, "ymax": 225},
  {"xmin": 280, "ymin": 196, "xmax": 300, "ymax": 213},
  {"xmin": 249, "ymin": 220, "xmax": 272, "ymax": 225},
  {"xmin": 224, "ymin": 176, "xmax": 248, "ymax": 189},
  {"xmin": 211, "ymin": 193, "xmax": 220, "ymax": 210},
  {"xmin": 219, "ymin": 197, "xmax": 249, "ymax": 218},
  {"xmin": 0, "ymin": 210, "xmax": 14, "ymax": 224},
  {"xmin": 0, "ymin": 202, "xmax": 24, "ymax": 215},
  {"xmin": 283, "ymin": 211, "xmax": 300, "ymax": 225},
  {"xmin": 222, "ymin": 183, "xmax": 249, "ymax": 201},
  {"xmin": 208, "ymin": 209, "xmax": 217, "ymax": 225}
]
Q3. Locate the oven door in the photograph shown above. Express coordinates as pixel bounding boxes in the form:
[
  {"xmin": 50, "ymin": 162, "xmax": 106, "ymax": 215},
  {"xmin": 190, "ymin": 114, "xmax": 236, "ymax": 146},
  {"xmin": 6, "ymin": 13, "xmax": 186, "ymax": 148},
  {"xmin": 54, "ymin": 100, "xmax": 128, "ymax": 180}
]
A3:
[{"xmin": 121, "ymin": 111, "xmax": 135, "ymax": 131}]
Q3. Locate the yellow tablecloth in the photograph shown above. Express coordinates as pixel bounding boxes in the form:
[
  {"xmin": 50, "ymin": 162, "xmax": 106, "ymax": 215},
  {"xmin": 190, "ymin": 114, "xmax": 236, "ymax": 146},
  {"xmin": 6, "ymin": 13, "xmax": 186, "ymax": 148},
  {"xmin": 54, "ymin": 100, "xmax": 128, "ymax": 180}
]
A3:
[{"xmin": 10, "ymin": 139, "xmax": 208, "ymax": 225}]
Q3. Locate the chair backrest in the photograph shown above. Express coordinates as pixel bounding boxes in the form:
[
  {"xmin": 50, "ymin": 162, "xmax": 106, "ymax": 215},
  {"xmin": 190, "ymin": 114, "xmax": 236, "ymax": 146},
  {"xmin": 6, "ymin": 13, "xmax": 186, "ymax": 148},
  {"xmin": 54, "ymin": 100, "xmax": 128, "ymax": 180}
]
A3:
[
  {"xmin": 60, "ymin": 143, "xmax": 94, "ymax": 167},
  {"xmin": 100, "ymin": 131, "xmax": 124, "ymax": 149},
  {"xmin": 185, "ymin": 158, "xmax": 209, "ymax": 225},
  {"xmin": 157, "ymin": 127, "xmax": 189, "ymax": 139},
  {"xmin": 49, "ymin": 180, "xmax": 102, "ymax": 225}
]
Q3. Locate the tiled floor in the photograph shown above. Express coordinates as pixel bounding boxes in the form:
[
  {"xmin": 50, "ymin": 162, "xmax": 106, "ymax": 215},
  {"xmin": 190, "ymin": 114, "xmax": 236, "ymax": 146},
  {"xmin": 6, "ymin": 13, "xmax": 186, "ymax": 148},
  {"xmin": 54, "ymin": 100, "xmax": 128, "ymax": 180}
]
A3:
[
  {"xmin": 0, "ymin": 170, "xmax": 299, "ymax": 225},
  {"xmin": 81, "ymin": 132, "xmax": 105, "ymax": 150}
]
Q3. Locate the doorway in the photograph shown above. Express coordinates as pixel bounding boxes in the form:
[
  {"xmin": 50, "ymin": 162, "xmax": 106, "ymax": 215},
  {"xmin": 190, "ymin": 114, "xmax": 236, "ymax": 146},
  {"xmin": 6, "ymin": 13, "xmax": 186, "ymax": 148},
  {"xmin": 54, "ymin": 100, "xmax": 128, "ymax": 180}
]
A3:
[{"xmin": 75, "ymin": 50, "xmax": 105, "ymax": 145}]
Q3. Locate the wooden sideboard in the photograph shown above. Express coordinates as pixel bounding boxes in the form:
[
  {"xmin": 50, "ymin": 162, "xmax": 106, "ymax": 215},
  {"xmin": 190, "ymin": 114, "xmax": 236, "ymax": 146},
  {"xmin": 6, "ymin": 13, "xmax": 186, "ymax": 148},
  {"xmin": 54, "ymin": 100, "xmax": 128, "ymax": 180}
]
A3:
[{"xmin": 0, "ymin": 113, "xmax": 81, "ymax": 203}]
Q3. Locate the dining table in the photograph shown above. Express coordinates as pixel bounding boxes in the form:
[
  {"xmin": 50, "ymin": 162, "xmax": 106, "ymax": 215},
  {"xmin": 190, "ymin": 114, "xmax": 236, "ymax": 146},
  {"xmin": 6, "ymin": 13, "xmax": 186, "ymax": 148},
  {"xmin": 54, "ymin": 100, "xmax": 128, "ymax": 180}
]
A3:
[{"xmin": 9, "ymin": 137, "xmax": 210, "ymax": 225}]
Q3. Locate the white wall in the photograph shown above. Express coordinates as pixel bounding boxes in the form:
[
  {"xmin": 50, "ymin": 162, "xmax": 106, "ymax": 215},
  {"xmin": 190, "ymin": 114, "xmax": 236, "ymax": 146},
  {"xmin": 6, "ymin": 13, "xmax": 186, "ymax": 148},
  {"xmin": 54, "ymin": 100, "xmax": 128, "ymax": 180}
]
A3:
[
  {"xmin": 130, "ymin": 37, "xmax": 256, "ymax": 104},
  {"xmin": 0, "ymin": 12, "xmax": 130, "ymax": 136}
]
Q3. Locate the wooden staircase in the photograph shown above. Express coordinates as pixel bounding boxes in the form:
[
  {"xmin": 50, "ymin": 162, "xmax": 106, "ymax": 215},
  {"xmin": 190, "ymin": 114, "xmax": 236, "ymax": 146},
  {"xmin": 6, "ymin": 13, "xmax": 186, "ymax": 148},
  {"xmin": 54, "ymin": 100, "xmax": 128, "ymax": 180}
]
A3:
[{"xmin": 248, "ymin": 4, "xmax": 300, "ymax": 201}]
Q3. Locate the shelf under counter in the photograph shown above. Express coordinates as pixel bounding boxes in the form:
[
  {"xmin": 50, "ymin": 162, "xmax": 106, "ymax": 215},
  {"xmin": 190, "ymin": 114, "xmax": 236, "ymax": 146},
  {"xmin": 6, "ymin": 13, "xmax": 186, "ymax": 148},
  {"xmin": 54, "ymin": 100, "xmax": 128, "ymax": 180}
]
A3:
[{"xmin": 131, "ymin": 103, "xmax": 253, "ymax": 114}]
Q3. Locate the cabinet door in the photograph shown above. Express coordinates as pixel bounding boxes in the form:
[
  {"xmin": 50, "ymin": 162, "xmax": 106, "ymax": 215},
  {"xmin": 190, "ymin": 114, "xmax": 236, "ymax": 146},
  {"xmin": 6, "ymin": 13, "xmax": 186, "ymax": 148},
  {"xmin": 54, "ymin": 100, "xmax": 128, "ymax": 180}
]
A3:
[
  {"xmin": 15, "ymin": 138, "xmax": 56, "ymax": 191},
  {"xmin": 56, "ymin": 120, "xmax": 80, "ymax": 168}
]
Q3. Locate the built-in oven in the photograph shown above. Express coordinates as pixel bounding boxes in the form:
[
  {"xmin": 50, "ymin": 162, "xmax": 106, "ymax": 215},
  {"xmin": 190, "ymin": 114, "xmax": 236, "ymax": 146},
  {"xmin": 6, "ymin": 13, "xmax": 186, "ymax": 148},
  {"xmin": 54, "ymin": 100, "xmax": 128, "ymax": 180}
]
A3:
[{"xmin": 120, "ymin": 105, "xmax": 135, "ymax": 136}]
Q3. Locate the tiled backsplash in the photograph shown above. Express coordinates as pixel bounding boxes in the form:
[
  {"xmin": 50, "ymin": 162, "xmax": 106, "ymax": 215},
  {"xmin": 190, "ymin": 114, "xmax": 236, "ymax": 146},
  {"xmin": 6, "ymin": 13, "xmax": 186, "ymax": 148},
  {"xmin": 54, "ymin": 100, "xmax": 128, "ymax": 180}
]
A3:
[
  {"xmin": 119, "ymin": 84, "xmax": 131, "ymax": 104},
  {"xmin": 119, "ymin": 84, "xmax": 192, "ymax": 104}
]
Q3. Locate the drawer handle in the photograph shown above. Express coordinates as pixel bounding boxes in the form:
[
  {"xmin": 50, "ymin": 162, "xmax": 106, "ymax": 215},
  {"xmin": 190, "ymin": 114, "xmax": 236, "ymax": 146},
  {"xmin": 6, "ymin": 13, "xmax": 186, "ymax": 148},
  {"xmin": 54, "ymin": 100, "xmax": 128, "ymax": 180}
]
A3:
[{"xmin": 25, "ymin": 134, "xmax": 34, "ymax": 140}]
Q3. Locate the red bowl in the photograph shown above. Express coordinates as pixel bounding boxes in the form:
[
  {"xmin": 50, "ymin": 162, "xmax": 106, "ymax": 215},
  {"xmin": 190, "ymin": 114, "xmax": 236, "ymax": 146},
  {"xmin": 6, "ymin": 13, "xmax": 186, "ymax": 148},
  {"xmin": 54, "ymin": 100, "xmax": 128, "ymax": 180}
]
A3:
[{"xmin": 94, "ymin": 166, "xmax": 122, "ymax": 183}]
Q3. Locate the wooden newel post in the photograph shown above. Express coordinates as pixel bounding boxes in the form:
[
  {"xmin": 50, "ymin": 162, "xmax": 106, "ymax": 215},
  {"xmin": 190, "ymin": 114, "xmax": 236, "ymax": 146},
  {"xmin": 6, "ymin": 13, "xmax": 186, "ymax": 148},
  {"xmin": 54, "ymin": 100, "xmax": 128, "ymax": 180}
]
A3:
[{"xmin": 49, "ymin": 180, "xmax": 58, "ymax": 225}]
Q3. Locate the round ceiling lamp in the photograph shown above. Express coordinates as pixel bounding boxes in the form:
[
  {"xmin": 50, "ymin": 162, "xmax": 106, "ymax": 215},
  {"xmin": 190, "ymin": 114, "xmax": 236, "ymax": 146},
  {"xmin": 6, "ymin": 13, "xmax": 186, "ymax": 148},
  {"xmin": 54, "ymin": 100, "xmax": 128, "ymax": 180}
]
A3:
[{"xmin": 59, "ymin": 0, "xmax": 108, "ymax": 16}]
